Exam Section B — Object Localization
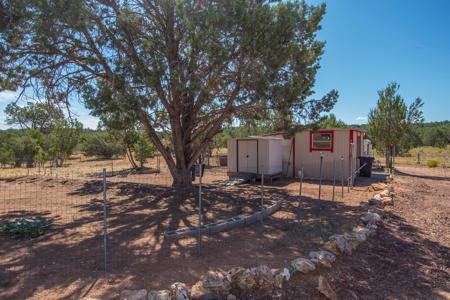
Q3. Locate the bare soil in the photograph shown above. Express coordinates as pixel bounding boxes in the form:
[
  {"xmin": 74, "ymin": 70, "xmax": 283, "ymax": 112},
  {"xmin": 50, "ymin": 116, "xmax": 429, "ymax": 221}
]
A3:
[
  {"xmin": 0, "ymin": 165, "xmax": 448, "ymax": 299},
  {"xmin": 280, "ymin": 165, "xmax": 450, "ymax": 300},
  {"xmin": 0, "ymin": 168, "xmax": 376, "ymax": 300}
]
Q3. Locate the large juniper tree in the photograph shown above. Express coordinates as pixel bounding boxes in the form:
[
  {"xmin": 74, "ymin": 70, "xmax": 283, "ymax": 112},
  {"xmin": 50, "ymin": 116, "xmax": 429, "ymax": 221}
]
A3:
[{"xmin": 1, "ymin": 0, "xmax": 337, "ymax": 188}]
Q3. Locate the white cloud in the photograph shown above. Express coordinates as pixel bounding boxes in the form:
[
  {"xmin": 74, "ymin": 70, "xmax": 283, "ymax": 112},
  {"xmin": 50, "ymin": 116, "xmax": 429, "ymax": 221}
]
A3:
[
  {"xmin": 355, "ymin": 116, "xmax": 367, "ymax": 122},
  {"xmin": 0, "ymin": 90, "xmax": 19, "ymax": 103}
]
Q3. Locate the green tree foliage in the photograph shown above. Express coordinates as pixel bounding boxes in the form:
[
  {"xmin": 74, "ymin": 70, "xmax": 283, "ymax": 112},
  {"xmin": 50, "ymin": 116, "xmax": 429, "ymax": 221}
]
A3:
[
  {"xmin": 81, "ymin": 132, "xmax": 125, "ymax": 159},
  {"xmin": 4, "ymin": 101, "xmax": 64, "ymax": 133},
  {"xmin": 368, "ymin": 82, "xmax": 424, "ymax": 168},
  {"xmin": 8, "ymin": 129, "xmax": 43, "ymax": 167},
  {"xmin": 34, "ymin": 145, "xmax": 47, "ymax": 168},
  {"xmin": 0, "ymin": 131, "xmax": 16, "ymax": 167},
  {"xmin": 423, "ymin": 127, "xmax": 448, "ymax": 148},
  {"xmin": 46, "ymin": 120, "xmax": 83, "ymax": 167},
  {"xmin": 316, "ymin": 114, "xmax": 347, "ymax": 129},
  {"xmin": 212, "ymin": 124, "xmax": 275, "ymax": 149},
  {"xmin": 132, "ymin": 133, "xmax": 156, "ymax": 168},
  {"xmin": 1, "ymin": 0, "xmax": 338, "ymax": 188}
]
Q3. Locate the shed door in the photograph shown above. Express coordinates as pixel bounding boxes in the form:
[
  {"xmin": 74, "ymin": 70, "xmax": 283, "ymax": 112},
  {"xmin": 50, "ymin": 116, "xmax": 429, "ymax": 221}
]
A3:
[{"xmin": 237, "ymin": 140, "xmax": 258, "ymax": 173}]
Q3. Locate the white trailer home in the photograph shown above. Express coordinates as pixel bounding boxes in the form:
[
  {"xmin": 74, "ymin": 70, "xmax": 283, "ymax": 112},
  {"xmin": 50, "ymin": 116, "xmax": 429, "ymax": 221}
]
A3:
[
  {"xmin": 285, "ymin": 128, "xmax": 368, "ymax": 181},
  {"xmin": 227, "ymin": 136, "xmax": 283, "ymax": 180}
]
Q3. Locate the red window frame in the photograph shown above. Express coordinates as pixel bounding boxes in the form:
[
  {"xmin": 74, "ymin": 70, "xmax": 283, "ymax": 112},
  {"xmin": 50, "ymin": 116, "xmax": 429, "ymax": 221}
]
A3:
[{"xmin": 310, "ymin": 130, "xmax": 334, "ymax": 152}]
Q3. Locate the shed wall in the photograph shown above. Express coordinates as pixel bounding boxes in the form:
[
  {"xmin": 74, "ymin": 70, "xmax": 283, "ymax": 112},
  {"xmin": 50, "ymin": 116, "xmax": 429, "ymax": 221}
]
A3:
[
  {"xmin": 294, "ymin": 129, "xmax": 364, "ymax": 180},
  {"xmin": 227, "ymin": 138, "xmax": 283, "ymax": 176}
]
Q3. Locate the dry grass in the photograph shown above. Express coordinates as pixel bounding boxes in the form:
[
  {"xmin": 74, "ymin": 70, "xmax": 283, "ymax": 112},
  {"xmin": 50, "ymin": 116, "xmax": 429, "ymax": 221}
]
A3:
[{"xmin": 374, "ymin": 146, "xmax": 450, "ymax": 167}]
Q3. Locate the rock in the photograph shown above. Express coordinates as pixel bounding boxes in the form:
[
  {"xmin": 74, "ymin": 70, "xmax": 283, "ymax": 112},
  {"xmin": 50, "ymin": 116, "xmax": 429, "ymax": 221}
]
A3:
[
  {"xmin": 381, "ymin": 197, "xmax": 394, "ymax": 206},
  {"xmin": 250, "ymin": 265, "xmax": 275, "ymax": 289},
  {"xmin": 290, "ymin": 258, "xmax": 316, "ymax": 274},
  {"xmin": 170, "ymin": 282, "xmax": 189, "ymax": 300},
  {"xmin": 189, "ymin": 281, "xmax": 217, "ymax": 300},
  {"xmin": 309, "ymin": 251, "xmax": 336, "ymax": 268},
  {"xmin": 226, "ymin": 295, "xmax": 237, "ymax": 300},
  {"xmin": 352, "ymin": 225, "xmax": 369, "ymax": 234},
  {"xmin": 373, "ymin": 194, "xmax": 382, "ymax": 201},
  {"xmin": 368, "ymin": 206, "xmax": 384, "ymax": 215},
  {"xmin": 370, "ymin": 183, "xmax": 386, "ymax": 191},
  {"xmin": 368, "ymin": 197, "xmax": 381, "ymax": 206},
  {"xmin": 280, "ymin": 267, "xmax": 290, "ymax": 281},
  {"xmin": 351, "ymin": 226, "xmax": 369, "ymax": 242},
  {"xmin": 272, "ymin": 267, "xmax": 291, "ymax": 289},
  {"xmin": 202, "ymin": 271, "xmax": 231, "ymax": 295},
  {"xmin": 380, "ymin": 189, "xmax": 390, "ymax": 197},
  {"xmin": 227, "ymin": 267, "xmax": 256, "ymax": 291},
  {"xmin": 343, "ymin": 233, "xmax": 360, "ymax": 250},
  {"xmin": 120, "ymin": 289, "xmax": 148, "ymax": 300},
  {"xmin": 360, "ymin": 213, "xmax": 382, "ymax": 225},
  {"xmin": 323, "ymin": 234, "xmax": 353, "ymax": 255},
  {"xmin": 148, "ymin": 290, "xmax": 171, "ymax": 300},
  {"xmin": 366, "ymin": 223, "xmax": 378, "ymax": 236},
  {"xmin": 317, "ymin": 276, "xmax": 338, "ymax": 300}
]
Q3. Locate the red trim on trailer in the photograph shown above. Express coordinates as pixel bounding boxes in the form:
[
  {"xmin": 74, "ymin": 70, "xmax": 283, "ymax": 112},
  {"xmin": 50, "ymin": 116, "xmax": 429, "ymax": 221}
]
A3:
[{"xmin": 309, "ymin": 130, "xmax": 334, "ymax": 152}]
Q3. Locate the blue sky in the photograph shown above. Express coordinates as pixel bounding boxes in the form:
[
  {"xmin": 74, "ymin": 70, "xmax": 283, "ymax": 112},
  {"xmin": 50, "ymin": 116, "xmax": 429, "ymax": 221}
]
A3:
[
  {"xmin": 0, "ymin": 0, "xmax": 449, "ymax": 129},
  {"xmin": 308, "ymin": 0, "xmax": 450, "ymax": 124}
]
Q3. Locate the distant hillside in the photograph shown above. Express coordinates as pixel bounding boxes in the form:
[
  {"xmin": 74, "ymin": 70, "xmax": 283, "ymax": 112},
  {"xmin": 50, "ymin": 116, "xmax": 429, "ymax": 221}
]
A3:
[{"xmin": 350, "ymin": 121, "xmax": 450, "ymax": 148}]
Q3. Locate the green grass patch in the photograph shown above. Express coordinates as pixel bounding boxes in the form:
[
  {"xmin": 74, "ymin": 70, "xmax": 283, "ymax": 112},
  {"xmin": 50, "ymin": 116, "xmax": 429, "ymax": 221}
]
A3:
[
  {"xmin": 427, "ymin": 160, "xmax": 439, "ymax": 168},
  {"xmin": 1, "ymin": 218, "xmax": 52, "ymax": 238}
]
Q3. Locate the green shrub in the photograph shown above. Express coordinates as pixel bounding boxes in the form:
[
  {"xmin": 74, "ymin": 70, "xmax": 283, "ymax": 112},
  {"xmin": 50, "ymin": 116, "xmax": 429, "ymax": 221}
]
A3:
[
  {"xmin": 1, "ymin": 218, "xmax": 52, "ymax": 238},
  {"xmin": 81, "ymin": 132, "xmax": 125, "ymax": 159},
  {"xmin": 427, "ymin": 160, "xmax": 439, "ymax": 168}
]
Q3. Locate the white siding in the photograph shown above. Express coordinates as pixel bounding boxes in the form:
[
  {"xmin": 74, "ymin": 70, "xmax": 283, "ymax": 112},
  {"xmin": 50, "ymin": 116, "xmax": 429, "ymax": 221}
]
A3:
[
  {"xmin": 227, "ymin": 137, "xmax": 283, "ymax": 175},
  {"xmin": 294, "ymin": 129, "xmax": 360, "ymax": 181}
]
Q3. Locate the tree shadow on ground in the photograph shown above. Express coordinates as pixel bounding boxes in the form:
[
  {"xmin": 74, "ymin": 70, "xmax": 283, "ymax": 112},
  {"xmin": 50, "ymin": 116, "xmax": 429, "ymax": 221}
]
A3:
[
  {"xmin": 0, "ymin": 176, "xmax": 447, "ymax": 299},
  {"xmin": 282, "ymin": 209, "xmax": 450, "ymax": 300}
]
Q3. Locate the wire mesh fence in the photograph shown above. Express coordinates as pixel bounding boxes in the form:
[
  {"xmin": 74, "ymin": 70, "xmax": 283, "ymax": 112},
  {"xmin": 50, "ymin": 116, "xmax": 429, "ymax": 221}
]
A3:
[
  {"xmin": 0, "ymin": 154, "xmax": 268, "ymax": 274},
  {"xmin": 0, "ymin": 151, "xmax": 384, "ymax": 297}
]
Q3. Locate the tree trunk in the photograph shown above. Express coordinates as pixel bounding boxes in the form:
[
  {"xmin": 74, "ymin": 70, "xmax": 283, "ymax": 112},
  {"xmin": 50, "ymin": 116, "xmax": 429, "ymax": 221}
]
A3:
[
  {"xmin": 385, "ymin": 147, "xmax": 392, "ymax": 170},
  {"xmin": 126, "ymin": 146, "xmax": 138, "ymax": 169},
  {"xmin": 172, "ymin": 167, "xmax": 193, "ymax": 190}
]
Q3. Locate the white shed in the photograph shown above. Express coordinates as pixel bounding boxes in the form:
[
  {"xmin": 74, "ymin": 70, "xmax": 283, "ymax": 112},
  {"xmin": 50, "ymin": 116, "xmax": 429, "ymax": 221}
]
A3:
[{"xmin": 227, "ymin": 136, "xmax": 283, "ymax": 178}]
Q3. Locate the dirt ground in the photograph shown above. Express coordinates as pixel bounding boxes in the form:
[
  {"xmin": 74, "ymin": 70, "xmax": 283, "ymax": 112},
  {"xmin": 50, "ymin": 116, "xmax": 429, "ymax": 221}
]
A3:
[
  {"xmin": 0, "ymin": 167, "xmax": 377, "ymax": 300},
  {"xmin": 0, "ymin": 164, "xmax": 448, "ymax": 299},
  {"xmin": 280, "ymin": 165, "xmax": 450, "ymax": 300}
]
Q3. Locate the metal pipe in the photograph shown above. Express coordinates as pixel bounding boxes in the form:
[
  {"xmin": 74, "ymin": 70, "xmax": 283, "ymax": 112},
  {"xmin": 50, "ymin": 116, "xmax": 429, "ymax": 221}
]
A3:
[
  {"xmin": 198, "ymin": 160, "xmax": 203, "ymax": 253},
  {"xmin": 318, "ymin": 153, "xmax": 324, "ymax": 201},
  {"xmin": 340, "ymin": 156, "xmax": 344, "ymax": 199},
  {"xmin": 298, "ymin": 167, "xmax": 303, "ymax": 222},
  {"xmin": 332, "ymin": 159, "xmax": 336, "ymax": 201},
  {"xmin": 102, "ymin": 168, "xmax": 109, "ymax": 272}
]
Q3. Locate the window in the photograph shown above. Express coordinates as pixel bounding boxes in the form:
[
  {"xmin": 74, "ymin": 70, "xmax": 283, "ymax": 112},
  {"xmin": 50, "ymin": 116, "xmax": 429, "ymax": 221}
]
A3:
[{"xmin": 310, "ymin": 130, "xmax": 334, "ymax": 152}]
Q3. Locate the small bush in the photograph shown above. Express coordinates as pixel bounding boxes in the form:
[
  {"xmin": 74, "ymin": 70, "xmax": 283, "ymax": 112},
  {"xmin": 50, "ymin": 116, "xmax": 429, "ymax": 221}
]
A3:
[
  {"xmin": 427, "ymin": 160, "xmax": 439, "ymax": 168},
  {"xmin": 1, "ymin": 218, "xmax": 52, "ymax": 238}
]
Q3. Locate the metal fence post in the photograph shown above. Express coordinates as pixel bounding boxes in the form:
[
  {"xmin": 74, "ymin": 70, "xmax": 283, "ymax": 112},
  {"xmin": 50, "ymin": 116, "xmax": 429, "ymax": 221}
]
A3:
[
  {"xmin": 332, "ymin": 159, "xmax": 336, "ymax": 201},
  {"xmin": 340, "ymin": 156, "xmax": 344, "ymax": 199},
  {"xmin": 102, "ymin": 168, "xmax": 109, "ymax": 272},
  {"xmin": 260, "ymin": 167, "xmax": 265, "ymax": 235},
  {"xmin": 318, "ymin": 153, "xmax": 324, "ymax": 201},
  {"xmin": 298, "ymin": 167, "xmax": 304, "ymax": 222},
  {"xmin": 198, "ymin": 162, "xmax": 203, "ymax": 253}
]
